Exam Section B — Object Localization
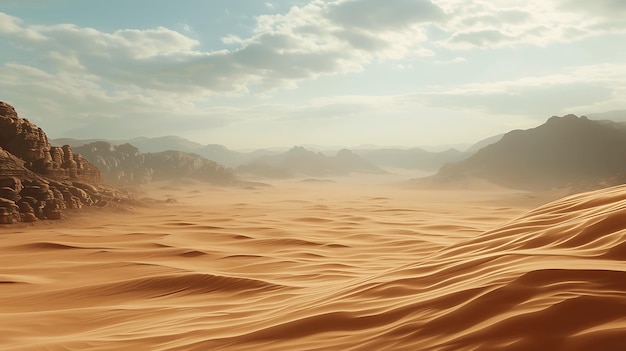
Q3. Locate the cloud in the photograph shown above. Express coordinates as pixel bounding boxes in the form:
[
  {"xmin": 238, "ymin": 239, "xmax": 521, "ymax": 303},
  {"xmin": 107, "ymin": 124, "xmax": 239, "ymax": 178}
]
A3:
[
  {"xmin": 0, "ymin": 1, "xmax": 445, "ymax": 97},
  {"xmin": 0, "ymin": 12, "xmax": 22, "ymax": 33},
  {"xmin": 408, "ymin": 63, "xmax": 626, "ymax": 116},
  {"xmin": 325, "ymin": 0, "xmax": 445, "ymax": 30},
  {"xmin": 558, "ymin": 0, "xmax": 626, "ymax": 33},
  {"xmin": 0, "ymin": 61, "xmax": 225, "ymax": 140},
  {"xmin": 448, "ymin": 29, "xmax": 514, "ymax": 47},
  {"xmin": 436, "ymin": 0, "xmax": 626, "ymax": 49},
  {"xmin": 434, "ymin": 1, "xmax": 557, "ymax": 49},
  {"xmin": 0, "ymin": 12, "xmax": 45, "ymax": 41},
  {"xmin": 4, "ymin": 0, "xmax": 621, "ymax": 102},
  {"xmin": 559, "ymin": 0, "xmax": 626, "ymax": 18},
  {"xmin": 423, "ymin": 84, "xmax": 613, "ymax": 116},
  {"xmin": 2, "ymin": 1, "xmax": 624, "ymax": 101}
]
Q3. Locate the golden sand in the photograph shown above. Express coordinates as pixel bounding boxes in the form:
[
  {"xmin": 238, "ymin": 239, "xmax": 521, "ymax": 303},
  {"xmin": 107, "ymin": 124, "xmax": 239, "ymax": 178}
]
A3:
[{"xmin": 1, "ymin": 178, "xmax": 625, "ymax": 350}]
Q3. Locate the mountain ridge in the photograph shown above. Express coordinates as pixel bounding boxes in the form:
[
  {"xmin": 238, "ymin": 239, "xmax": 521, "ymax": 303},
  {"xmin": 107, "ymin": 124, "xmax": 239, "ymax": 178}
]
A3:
[
  {"xmin": 71, "ymin": 141, "xmax": 237, "ymax": 186},
  {"xmin": 430, "ymin": 114, "xmax": 626, "ymax": 191},
  {"xmin": 237, "ymin": 146, "xmax": 385, "ymax": 178}
]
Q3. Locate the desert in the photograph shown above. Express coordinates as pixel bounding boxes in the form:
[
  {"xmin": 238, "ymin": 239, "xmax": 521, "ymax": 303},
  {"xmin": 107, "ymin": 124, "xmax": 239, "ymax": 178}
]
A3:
[
  {"xmin": 2, "ymin": 101, "xmax": 626, "ymax": 350},
  {"xmin": 3, "ymin": 1, "xmax": 626, "ymax": 349},
  {"xmin": 2, "ymin": 175, "xmax": 626, "ymax": 350}
]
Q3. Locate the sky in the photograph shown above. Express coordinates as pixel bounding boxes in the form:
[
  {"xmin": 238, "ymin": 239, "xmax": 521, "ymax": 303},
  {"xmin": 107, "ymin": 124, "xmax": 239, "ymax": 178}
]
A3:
[{"xmin": 1, "ymin": 0, "xmax": 625, "ymax": 150}]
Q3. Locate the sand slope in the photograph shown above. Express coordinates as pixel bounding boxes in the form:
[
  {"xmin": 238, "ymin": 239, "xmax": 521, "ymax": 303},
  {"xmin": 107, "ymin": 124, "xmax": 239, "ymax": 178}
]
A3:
[{"xmin": 1, "ymin": 181, "xmax": 625, "ymax": 350}]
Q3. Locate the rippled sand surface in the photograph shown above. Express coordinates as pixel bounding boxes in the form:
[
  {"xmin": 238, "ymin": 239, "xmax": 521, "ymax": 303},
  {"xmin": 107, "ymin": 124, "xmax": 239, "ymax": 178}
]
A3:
[{"xmin": 2, "ymin": 180, "xmax": 626, "ymax": 350}]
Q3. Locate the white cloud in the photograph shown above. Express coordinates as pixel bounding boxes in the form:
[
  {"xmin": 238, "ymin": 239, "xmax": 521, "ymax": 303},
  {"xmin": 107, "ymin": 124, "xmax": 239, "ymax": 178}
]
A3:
[
  {"xmin": 0, "ymin": 12, "xmax": 45, "ymax": 41},
  {"xmin": 0, "ymin": 2, "xmax": 446, "ymax": 97},
  {"xmin": 434, "ymin": 0, "xmax": 626, "ymax": 49},
  {"xmin": 3, "ymin": 0, "xmax": 621, "ymax": 101},
  {"xmin": 407, "ymin": 63, "xmax": 626, "ymax": 116},
  {"xmin": 325, "ymin": 0, "xmax": 445, "ymax": 30},
  {"xmin": 559, "ymin": 0, "xmax": 626, "ymax": 18}
]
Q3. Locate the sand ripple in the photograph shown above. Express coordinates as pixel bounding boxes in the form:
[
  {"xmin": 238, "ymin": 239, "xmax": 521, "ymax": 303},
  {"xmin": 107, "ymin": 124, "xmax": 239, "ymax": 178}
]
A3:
[{"xmin": 1, "ymin": 183, "xmax": 626, "ymax": 350}]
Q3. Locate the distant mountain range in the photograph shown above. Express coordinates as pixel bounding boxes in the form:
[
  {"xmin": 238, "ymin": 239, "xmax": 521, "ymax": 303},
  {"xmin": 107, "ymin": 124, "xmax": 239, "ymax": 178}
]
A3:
[
  {"xmin": 236, "ymin": 146, "xmax": 385, "ymax": 178},
  {"xmin": 52, "ymin": 110, "xmax": 626, "ymax": 187},
  {"xmin": 52, "ymin": 136, "xmax": 272, "ymax": 167},
  {"xmin": 432, "ymin": 114, "xmax": 626, "ymax": 190},
  {"xmin": 53, "ymin": 137, "xmax": 485, "ymax": 172},
  {"xmin": 72, "ymin": 141, "xmax": 236, "ymax": 185}
]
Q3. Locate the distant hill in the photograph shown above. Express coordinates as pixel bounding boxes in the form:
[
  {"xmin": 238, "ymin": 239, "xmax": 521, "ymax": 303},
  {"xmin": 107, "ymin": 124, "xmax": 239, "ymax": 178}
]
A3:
[
  {"xmin": 53, "ymin": 137, "xmax": 278, "ymax": 168},
  {"xmin": 124, "ymin": 136, "xmax": 205, "ymax": 153},
  {"xmin": 51, "ymin": 136, "xmax": 493, "ymax": 171},
  {"xmin": 237, "ymin": 146, "xmax": 385, "ymax": 178},
  {"xmin": 72, "ymin": 141, "xmax": 236, "ymax": 185},
  {"xmin": 432, "ymin": 115, "xmax": 626, "ymax": 190},
  {"xmin": 352, "ymin": 148, "xmax": 468, "ymax": 170},
  {"xmin": 52, "ymin": 138, "xmax": 108, "ymax": 147},
  {"xmin": 52, "ymin": 136, "xmax": 204, "ymax": 152}
]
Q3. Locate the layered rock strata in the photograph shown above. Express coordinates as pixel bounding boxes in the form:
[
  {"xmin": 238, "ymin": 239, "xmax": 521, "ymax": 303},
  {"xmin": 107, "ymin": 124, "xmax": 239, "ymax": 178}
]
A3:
[{"xmin": 0, "ymin": 101, "xmax": 128, "ymax": 224}]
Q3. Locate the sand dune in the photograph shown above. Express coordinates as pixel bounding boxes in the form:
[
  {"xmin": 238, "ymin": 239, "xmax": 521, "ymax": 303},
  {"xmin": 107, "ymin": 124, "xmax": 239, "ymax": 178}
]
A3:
[{"xmin": 1, "ymin": 180, "xmax": 625, "ymax": 350}]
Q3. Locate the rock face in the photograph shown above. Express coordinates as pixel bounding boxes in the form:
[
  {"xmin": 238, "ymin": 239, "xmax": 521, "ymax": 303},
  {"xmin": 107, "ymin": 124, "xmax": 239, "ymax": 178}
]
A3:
[
  {"xmin": 0, "ymin": 102, "xmax": 101, "ymax": 182},
  {"xmin": 434, "ymin": 115, "xmax": 626, "ymax": 190},
  {"xmin": 72, "ymin": 141, "xmax": 236, "ymax": 185},
  {"xmin": 0, "ymin": 101, "xmax": 128, "ymax": 224}
]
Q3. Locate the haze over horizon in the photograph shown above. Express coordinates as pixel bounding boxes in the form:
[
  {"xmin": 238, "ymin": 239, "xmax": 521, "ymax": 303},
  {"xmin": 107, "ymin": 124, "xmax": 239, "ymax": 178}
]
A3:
[{"xmin": 1, "ymin": 0, "xmax": 625, "ymax": 149}]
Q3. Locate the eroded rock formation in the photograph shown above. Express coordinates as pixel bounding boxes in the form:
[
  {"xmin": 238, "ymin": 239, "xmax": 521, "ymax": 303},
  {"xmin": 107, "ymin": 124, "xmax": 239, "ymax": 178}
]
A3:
[
  {"xmin": 73, "ymin": 141, "xmax": 236, "ymax": 185},
  {"xmin": 0, "ymin": 101, "xmax": 129, "ymax": 224}
]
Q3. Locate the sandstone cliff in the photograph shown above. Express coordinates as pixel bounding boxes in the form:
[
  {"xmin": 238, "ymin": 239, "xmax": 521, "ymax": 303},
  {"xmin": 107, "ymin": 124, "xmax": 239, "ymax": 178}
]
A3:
[{"xmin": 0, "ymin": 101, "xmax": 130, "ymax": 224}]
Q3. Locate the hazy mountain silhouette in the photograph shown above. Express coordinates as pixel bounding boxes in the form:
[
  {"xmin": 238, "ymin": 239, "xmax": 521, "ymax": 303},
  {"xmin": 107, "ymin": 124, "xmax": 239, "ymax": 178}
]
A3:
[
  {"xmin": 52, "ymin": 136, "xmax": 508, "ymax": 171},
  {"xmin": 433, "ymin": 115, "xmax": 626, "ymax": 190},
  {"xmin": 53, "ymin": 137, "xmax": 279, "ymax": 168},
  {"xmin": 237, "ymin": 146, "xmax": 384, "ymax": 178},
  {"xmin": 125, "ymin": 136, "xmax": 205, "ymax": 153},
  {"xmin": 72, "ymin": 141, "xmax": 236, "ymax": 185},
  {"xmin": 53, "ymin": 136, "xmax": 205, "ymax": 152}
]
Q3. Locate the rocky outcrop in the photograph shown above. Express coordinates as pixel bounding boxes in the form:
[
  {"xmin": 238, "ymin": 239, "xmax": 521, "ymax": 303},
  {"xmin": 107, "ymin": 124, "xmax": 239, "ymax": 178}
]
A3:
[
  {"xmin": 0, "ymin": 101, "xmax": 101, "ymax": 182},
  {"xmin": 0, "ymin": 101, "xmax": 129, "ymax": 224},
  {"xmin": 72, "ymin": 141, "xmax": 236, "ymax": 185}
]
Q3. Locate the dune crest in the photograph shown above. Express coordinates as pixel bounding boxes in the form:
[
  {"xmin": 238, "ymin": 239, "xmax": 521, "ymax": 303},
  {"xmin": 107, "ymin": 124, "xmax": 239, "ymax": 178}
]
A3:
[{"xmin": 1, "ymin": 182, "xmax": 625, "ymax": 350}]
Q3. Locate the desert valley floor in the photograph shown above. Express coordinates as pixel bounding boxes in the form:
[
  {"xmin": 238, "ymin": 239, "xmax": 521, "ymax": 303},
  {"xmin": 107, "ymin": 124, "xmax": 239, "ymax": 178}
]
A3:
[{"xmin": 1, "ymin": 177, "xmax": 626, "ymax": 350}]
